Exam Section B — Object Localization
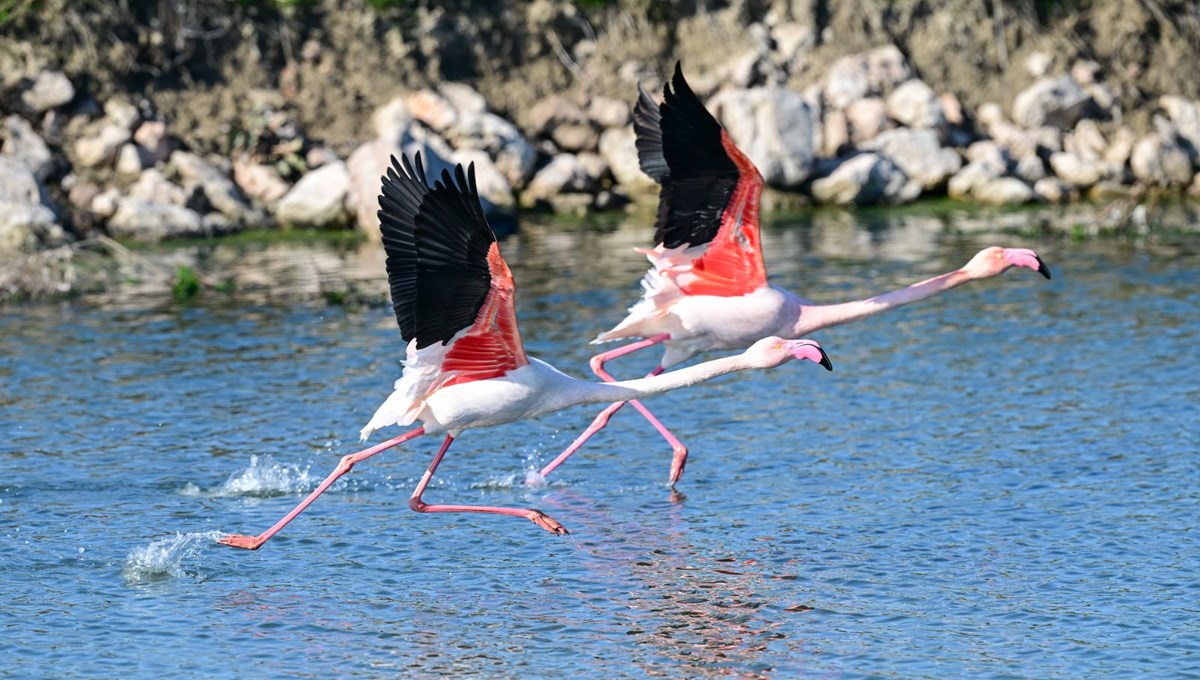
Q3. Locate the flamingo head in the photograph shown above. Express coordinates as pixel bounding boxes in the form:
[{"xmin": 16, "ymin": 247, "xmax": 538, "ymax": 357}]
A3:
[
  {"xmin": 745, "ymin": 337, "xmax": 833, "ymax": 371},
  {"xmin": 964, "ymin": 246, "xmax": 1052, "ymax": 280}
]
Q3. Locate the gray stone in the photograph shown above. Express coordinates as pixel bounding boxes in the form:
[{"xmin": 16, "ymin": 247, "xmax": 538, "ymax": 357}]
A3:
[
  {"xmin": 1071, "ymin": 59, "xmax": 1102, "ymax": 86},
  {"xmin": 821, "ymin": 109, "xmax": 850, "ymax": 156},
  {"xmin": 90, "ymin": 189, "xmax": 121, "ymax": 218},
  {"xmin": 1014, "ymin": 154, "xmax": 1047, "ymax": 183},
  {"xmin": 104, "ymin": 100, "xmax": 140, "ymax": 131},
  {"xmin": 451, "ymin": 149, "xmax": 516, "ymax": 211},
  {"xmin": 824, "ymin": 46, "xmax": 914, "ymax": 109},
  {"xmin": 1049, "ymin": 151, "xmax": 1103, "ymax": 188},
  {"xmin": 1034, "ymin": 177, "xmax": 1076, "ymax": 203},
  {"xmin": 1104, "ymin": 126, "xmax": 1137, "ymax": 169},
  {"xmin": 133, "ymin": 121, "xmax": 172, "ymax": 164},
  {"xmin": 438, "ymin": 83, "xmax": 487, "ymax": 118},
  {"xmin": 107, "ymin": 198, "xmax": 206, "ymax": 241},
  {"xmin": 275, "ymin": 161, "xmax": 352, "ymax": 228},
  {"xmin": 115, "ymin": 143, "xmax": 147, "ymax": 176},
  {"xmin": 372, "ymin": 97, "xmax": 413, "ymax": 144},
  {"xmin": 20, "ymin": 71, "xmax": 74, "ymax": 112},
  {"xmin": 1064, "ymin": 119, "xmax": 1108, "ymax": 161},
  {"xmin": 588, "ymin": 97, "xmax": 630, "ymax": 129},
  {"xmin": 405, "ymin": 89, "xmax": 457, "ymax": 134},
  {"xmin": 1159, "ymin": 96, "xmax": 1200, "ymax": 155},
  {"xmin": 964, "ymin": 140, "xmax": 1009, "ymax": 171},
  {"xmin": 710, "ymin": 85, "xmax": 814, "ymax": 187},
  {"xmin": 861, "ymin": 128, "xmax": 961, "ymax": 191},
  {"xmin": 347, "ymin": 139, "xmax": 399, "ymax": 238},
  {"xmin": 0, "ymin": 157, "xmax": 59, "ymax": 251},
  {"xmin": 1130, "ymin": 134, "xmax": 1194, "ymax": 187},
  {"xmin": 1012, "ymin": 74, "xmax": 1090, "ymax": 130},
  {"xmin": 886, "ymin": 79, "xmax": 944, "ymax": 129},
  {"xmin": 973, "ymin": 177, "xmax": 1035, "ymax": 205},
  {"xmin": 170, "ymin": 151, "xmax": 254, "ymax": 222},
  {"xmin": 129, "ymin": 169, "xmax": 189, "ymax": 206},
  {"xmin": 810, "ymin": 152, "xmax": 920, "ymax": 206},
  {"xmin": 598, "ymin": 127, "xmax": 658, "ymax": 195},
  {"xmin": 2, "ymin": 115, "xmax": 55, "ymax": 180}
]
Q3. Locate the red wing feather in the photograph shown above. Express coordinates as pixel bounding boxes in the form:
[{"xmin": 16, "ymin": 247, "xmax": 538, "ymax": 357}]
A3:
[
  {"xmin": 441, "ymin": 244, "xmax": 528, "ymax": 387},
  {"xmin": 676, "ymin": 132, "xmax": 767, "ymax": 297}
]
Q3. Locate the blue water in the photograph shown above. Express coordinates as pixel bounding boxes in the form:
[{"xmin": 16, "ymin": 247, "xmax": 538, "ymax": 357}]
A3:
[{"xmin": 2, "ymin": 208, "xmax": 1199, "ymax": 677}]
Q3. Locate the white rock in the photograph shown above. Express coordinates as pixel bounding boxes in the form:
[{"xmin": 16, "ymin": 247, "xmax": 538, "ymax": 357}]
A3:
[
  {"xmin": 1071, "ymin": 59, "xmax": 1102, "ymax": 86},
  {"xmin": 2, "ymin": 115, "xmax": 55, "ymax": 180},
  {"xmin": 1025, "ymin": 52, "xmax": 1053, "ymax": 77},
  {"xmin": 439, "ymin": 83, "xmax": 488, "ymax": 117},
  {"xmin": 973, "ymin": 177, "xmax": 1035, "ymax": 205},
  {"xmin": 0, "ymin": 157, "xmax": 59, "ymax": 251},
  {"xmin": 1049, "ymin": 151, "xmax": 1103, "ymax": 188},
  {"xmin": 964, "ymin": 140, "xmax": 1009, "ymax": 171},
  {"xmin": 821, "ymin": 108, "xmax": 850, "ymax": 156},
  {"xmin": 104, "ymin": 100, "xmax": 140, "ymax": 130},
  {"xmin": 1013, "ymin": 154, "xmax": 1047, "ymax": 183},
  {"xmin": 170, "ymin": 151, "xmax": 254, "ymax": 222},
  {"xmin": 233, "ymin": 161, "xmax": 290, "ymax": 206},
  {"xmin": 74, "ymin": 124, "xmax": 131, "ymax": 168},
  {"xmin": 372, "ymin": 97, "xmax": 413, "ymax": 145},
  {"xmin": 90, "ymin": 189, "xmax": 121, "ymax": 218},
  {"xmin": 108, "ymin": 198, "xmax": 206, "ymax": 241},
  {"xmin": 810, "ymin": 152, "xmax": 920, "ymax": 205},
  {"xmin": 347, "ymin": 139, "xmax": 399, "ymax": 238},
  {"xmin": 405, "ymin": 89, "xmax": 457, "ymax": 134},
  {"xmin": 275, "ymin": 161, "xmax": 352, "ymax": 228},
  {"xmin": 1103, "ymin": 126, "xmax": 1137, "ymax": 169},
  {"xmin": 824, "ymin": 46, "xmax": 912, "ymax": 109},
  {"xmin": 1012, "ymin": 74, "xmax": 1090, "ymax": 130},
  {"xmin": 710, "ymin": 85, "xmax": 814, "ymax": 187},
  {"xmin": 1064, "ymin": 119, "xmax": 1108, "ymax": 161},
  {"xmin": 133, "ymin": 121, "xmax": 172, "ymax": 164},
  {"xmin": 861, "ymin": 128, "xmax": 961, "ymax": 191},
  {"xmin": 1034, "ymin": 177, "xmax": 1076, "ymax": 203},
  {"xmin": 523, "ymin": 154, "xmax": 594, "ymax": 205},
  {"xmin": 451, "ymin": 149, "xmax": 515, "ymax": 210},
  {"xmin": 1130, "ymin": 134, "xmax": 1194, "ymax": 187},
  {"xmin": 20, "ymin": 71, "xmax": 75, "ymax": 112},
  {"xmin": 1159, "ymin": 96, "xmax": 1200, "ymax": 154},
  {"xmin": 598, "ymin": 127, "xmax": 658, "ymax": 194},
  {"xmin": 886, "ymin": 79, "xmax": 944, "ymax": 129},
  {"xmin": 948, "ymin": 160, "xmax": 1004, "ymax": 200},
  {"xmin": 115, "ymin": 143, "xmax": 147, "ymax": 176},
  {"xmin": 588, "ymin": 97, "xmax": 630, "ymax": 129},
  {"xmin": 129, "ymin": 169, "xmax": 189, "ymax": 206},
  {"xmin": 844, "ymin": 97, "xmax": 889, "ymax": 144}
]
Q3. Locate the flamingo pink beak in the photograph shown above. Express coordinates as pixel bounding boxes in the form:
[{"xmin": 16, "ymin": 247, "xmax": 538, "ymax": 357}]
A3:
[
  {"xmin": 1003, "ymin": 248, "xmax": 1052, "ymax": 279},
  {"xmin": 787, "ymin": 340, "xmax": 834, "ymax": 371}
]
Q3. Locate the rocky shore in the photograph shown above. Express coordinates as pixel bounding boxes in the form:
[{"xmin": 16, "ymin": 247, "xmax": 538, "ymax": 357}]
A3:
[{"xmin": 3, "ymin": 1, "xmax": 1200, "ymax": 299}]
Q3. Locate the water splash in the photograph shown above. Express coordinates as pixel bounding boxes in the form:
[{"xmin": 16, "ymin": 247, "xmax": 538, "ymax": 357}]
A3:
[
  {"xmin": 122, "ymin": 531, "xmax": 223, "ymax": 584},
  {"xmin": 181, "ymin": 455, "xmax": 313, "ymax": 498}
]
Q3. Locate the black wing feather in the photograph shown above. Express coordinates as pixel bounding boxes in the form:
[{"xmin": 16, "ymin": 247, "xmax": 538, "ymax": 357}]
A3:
[
  {"xmin": 646, "ymin": 62, "xmax": 741, "ymax": 249},
  {"xmin": 377, "ymin": 153, "xmax": 497, "ymax": 349}
]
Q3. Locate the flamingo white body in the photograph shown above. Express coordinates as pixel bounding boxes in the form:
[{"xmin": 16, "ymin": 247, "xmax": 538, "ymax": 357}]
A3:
[
  {"xmin": 538, "ymin": 62, "xmax": 1052, "ymax": 485},
  {"xmin": 219, "ymin": 153, "xmax": 833, "ymax": 550}
]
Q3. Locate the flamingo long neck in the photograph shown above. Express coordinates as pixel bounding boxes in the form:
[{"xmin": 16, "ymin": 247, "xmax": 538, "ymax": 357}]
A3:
[
  {"xmin": 570, "ymin": 354, "xmax": 754, "ymax": 406},
  {"xmin": 793, "ymin": 268, "xmax": 973, "ymax": 335}
]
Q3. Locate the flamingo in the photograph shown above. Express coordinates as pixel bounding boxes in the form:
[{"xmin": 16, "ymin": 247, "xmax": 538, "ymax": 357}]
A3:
[
  {"xmin": 535, "ymin": 63, "xmax": 1051, "ymax": 486},
  {"xmin": 218, "ymin": 153, "xmax": 833, "ymax": 549}
]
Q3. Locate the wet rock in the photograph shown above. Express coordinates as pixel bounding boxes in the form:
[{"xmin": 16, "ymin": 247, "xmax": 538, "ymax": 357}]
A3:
[
  {"xmin": 129, "ymin": 169, "xmax": 189, "ymax": 206},
  {"xmin": 522, "ymin": 154, "xmax": 594, "ymax": 207},
  {"xmin": 710, "ymin": 86, "xmax": 814, "ymax": 187},
  {"xmin": 275, "ymin": 161, "xmax": 352, "ymax": 228},
  {"xmin": 20, "ymin": 71, "xmax": 74, "ymax": 112},
  {"xmin": 861, "ymin": 128, "xmax": 961, "ymax": 191},
  {"xmin": 844, "ymin": 97, "xmax": 889, "ymax": 145},
  {"xmin": 233, "ymin": 160, "xmax": 290, "ymax": 206},
  {"xmin": 1049, "ymin": 151, "xmax": 1103, "ymax": 188},
  {"xmin": 2, "ymin": 115, "xmax": 55, "ymax": 180},
  {"xmin": 810, "ymin": 152, "xmax": 919, "ymax": 206},
  {"xmin": 598, "ymin": 127, "xmax": 658, "ymax": 195},
  {"xmin": 1088, "ymin": 181, "xmax": 1135, "ymax": 201},
  {"xmin": 1012, "ymin": 74, "xmax": 1090, "ymax": 130},
  {"xmin": 0, "ymin": 157, "xmax": 59, "ymax": 251},
  {"xmin": 170, "ymin": 151, "xmax": 255, "ymax": 223},
  {"xmin": 107, "ymin": 198, "xmax": 206, "ymax": 241},
  {"xmin": 973, "ymin": 177, "xmax": 1035, "ymax": 205},
  {"xmin": 74, "ymin": 124, "xmax": 131, "ymax": 168},
  {"xmin": 1130, "ymin": 133, "xmax": 1193, "ymax": 187},
  {"xmin": 886, "ymin": 79, "xmax": 944, "ymax": 129}
]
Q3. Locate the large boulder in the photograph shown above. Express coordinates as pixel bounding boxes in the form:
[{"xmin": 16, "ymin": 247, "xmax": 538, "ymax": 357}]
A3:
[
  {"xmin": 948, "ymin": 159, "xmax": 1005, "ymax": 200},
  {"xmin": 107, "ymin": 199, "xmax": 206, "ymax": 241},
  {"xmin": 1012, "ymin": 74, "xmax": 1090, "ymax": 130},
  {"xmin": 1049, "ymin": 151, "xmax": 1104, "ymax": 188},
  {"xmin": 129, "ymin": 169, "xmax": 190, "ymax": 206},
  {"xmin": 810, "ymin": 152, "xmax": 920, "ymax": 206},
  {"xmin": 522, "ymin": 154, "xmax": 595, "ymax": 207},
  {"xmin": 844, "ymin": 97, "xmax": 890, "ymax": 145},
  {"xmin": 170, "ymin": 151, "xmax": 256, "ymax": 223},
  {"xmin": 232, "ymin": 160, "xmax": 290, "ymax": 206},
  {"xmin": 1129, "ymin": 133, "xmax": 1194, "ymax": 188},
  {"xmin": 1158, "ymin": 96, "xmax": 1200, "ymax": 157},
  {"xmin": 74, "ymin": 124, "xmax": 131, "ymax": 169},
  {"xmin": 973, "ymin": 177, "xmax": 1035, "ymax": 205},
  {"xmin": 275, "ymin": 161, "xmax": 352, "ymax": 228},
  {"xmin": 861, "ymin": 128, "xmax": 961, "ymax": 191},
  {"xmin": 710, "ymin": 86, "xmax": 814, "ymax": 187}
]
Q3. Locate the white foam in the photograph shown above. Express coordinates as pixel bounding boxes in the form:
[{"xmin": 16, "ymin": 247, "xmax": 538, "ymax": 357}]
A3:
[
  {"xmin": 122, "ymin": 531, "xmax": 223, "ymax": 583},
  {"xmin": 181, "ymin": 455, "xmax": 313, "ymax": 498}
]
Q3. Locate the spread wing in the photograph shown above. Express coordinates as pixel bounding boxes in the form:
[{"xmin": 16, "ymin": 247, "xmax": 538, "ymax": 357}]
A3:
[
  {"xmin": 636, "ymin": 62, "xmax": 767, "ymax": 297},
  {"xmin": 377, "ymin": 154, "xmax": 528, "ymax": 385}
]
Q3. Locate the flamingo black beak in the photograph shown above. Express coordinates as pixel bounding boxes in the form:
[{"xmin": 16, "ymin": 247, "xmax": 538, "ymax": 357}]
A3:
[
  {"xmin": 817, "ymin": 347, "xmax": 833, "ymax": 372},
  {"xmin": 1035, "ymin": 255, "xmax": 1052, "ymax": 280}
]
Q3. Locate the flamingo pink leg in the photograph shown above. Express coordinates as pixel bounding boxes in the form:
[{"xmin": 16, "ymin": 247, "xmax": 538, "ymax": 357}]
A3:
[
  {"xmin": 537, "ymin": 333, "xmax": 691, "ymax": 485},
  {"xmin": 410, "ymin": 435, "xmax": 569, "ymax": 535},
  {"xmin": 218, "ymin": 426, "xmax": 426, "ymax": 550}
]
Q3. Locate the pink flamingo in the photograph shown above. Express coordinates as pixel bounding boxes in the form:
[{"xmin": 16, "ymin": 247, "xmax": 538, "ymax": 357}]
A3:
[
  {"xmin": 219, "ymin": 154, "xmax": 833, "ymax": 550},
  {"xmin": 536, "ymin": 63, "xmax": 1051, "ymax": 486}
]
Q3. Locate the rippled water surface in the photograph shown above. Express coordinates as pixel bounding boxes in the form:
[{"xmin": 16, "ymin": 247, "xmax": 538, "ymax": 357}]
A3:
[{"xmin": 3, "ymin": 208, "xmax": 1199, "ymax": 677}]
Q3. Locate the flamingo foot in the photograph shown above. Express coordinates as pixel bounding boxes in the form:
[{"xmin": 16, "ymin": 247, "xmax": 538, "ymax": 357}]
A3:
[
  {"xmin": 218, "ymin": 533, "xmax": 266, "ymax": 550},
  {"xmin": 668, "ymin": 445, "xmax": 688, "ymax": 486},
  {"xmin": 529, "ymin": 510, "xmax": 570, "ymax": 536}
]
